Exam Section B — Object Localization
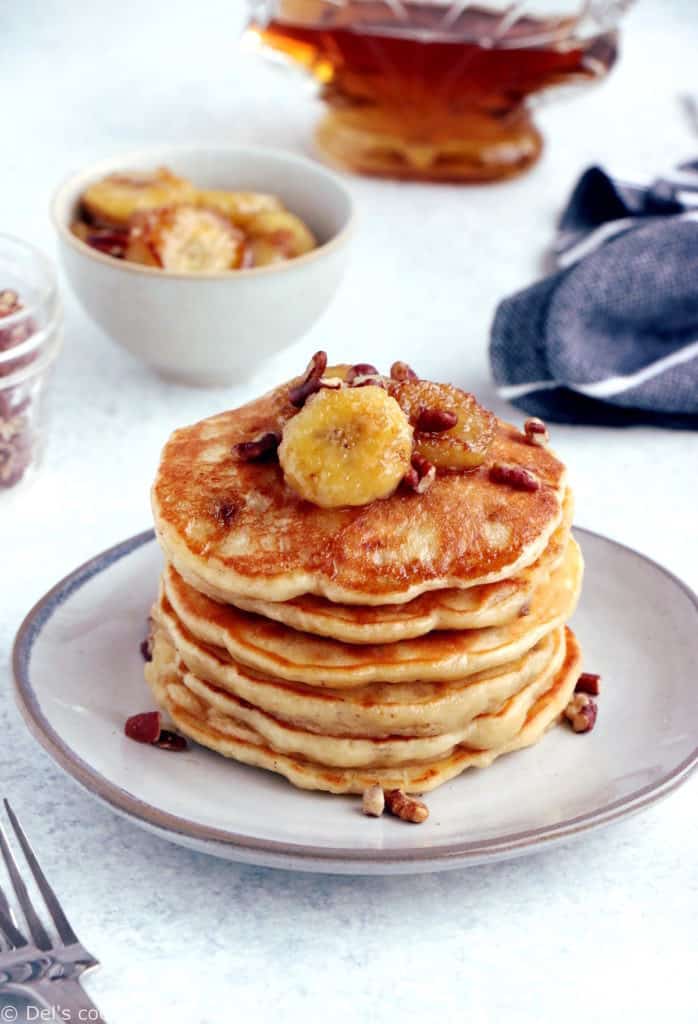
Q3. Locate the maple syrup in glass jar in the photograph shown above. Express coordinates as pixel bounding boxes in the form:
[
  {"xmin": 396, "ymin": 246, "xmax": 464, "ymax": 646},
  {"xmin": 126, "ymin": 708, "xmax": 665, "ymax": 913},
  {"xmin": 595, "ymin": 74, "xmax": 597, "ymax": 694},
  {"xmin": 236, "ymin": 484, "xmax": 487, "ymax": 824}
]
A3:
[{"xmin": 245, "ymin": 0, "xmax": 631, "ymax": 183}]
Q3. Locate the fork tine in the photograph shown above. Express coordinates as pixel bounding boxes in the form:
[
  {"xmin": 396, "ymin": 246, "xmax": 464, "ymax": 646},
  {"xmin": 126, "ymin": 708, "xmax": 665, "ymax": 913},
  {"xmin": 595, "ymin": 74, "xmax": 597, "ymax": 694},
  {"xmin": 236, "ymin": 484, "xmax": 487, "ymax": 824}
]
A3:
[
  {"xmin": 0, "ymin": 815, "xmax": 52, "ymax": 950},
  {"xmin": 3, "ymin": 800, "xmax": 79, "ymax": 946},
  {"xmin": 0, "ymin": 881, "xmax": 28, "ymax": 948}
]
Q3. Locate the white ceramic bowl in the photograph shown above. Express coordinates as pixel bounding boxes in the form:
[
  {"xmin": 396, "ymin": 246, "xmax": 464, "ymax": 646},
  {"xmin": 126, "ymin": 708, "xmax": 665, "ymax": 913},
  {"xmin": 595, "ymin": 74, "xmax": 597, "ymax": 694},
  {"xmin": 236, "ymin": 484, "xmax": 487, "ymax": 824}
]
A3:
[{"xmin": 51, "ymin": 145, "xmax": 355, "ymax": 386}]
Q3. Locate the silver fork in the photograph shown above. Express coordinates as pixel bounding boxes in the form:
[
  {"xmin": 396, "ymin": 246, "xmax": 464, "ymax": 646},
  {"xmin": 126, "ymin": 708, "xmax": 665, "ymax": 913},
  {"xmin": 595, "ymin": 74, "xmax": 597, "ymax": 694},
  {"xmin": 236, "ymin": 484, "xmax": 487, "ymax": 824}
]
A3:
[{"xmin": 0, "ymin": 800, "xmax": 104, "ymax": 1019}]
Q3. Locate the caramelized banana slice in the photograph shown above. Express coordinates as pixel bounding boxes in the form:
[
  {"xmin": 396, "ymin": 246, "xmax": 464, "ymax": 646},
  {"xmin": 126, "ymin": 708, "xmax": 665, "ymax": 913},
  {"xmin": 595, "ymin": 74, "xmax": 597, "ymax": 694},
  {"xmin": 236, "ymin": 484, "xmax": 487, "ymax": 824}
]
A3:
[
  {"xmin": 126, "ymin": 205, "xmax": 247, "ymax": 272},
  {"xmin": 195, "ymin": 189, "xmax": 283, "ymax": 227},
  {"xmin": 81, "ymin": 167, "xmax": 196, "ymax": 227},
  {"xmin": 278, "ymin": 386, "xmax": 413, "ymax": 508},
  {"xmin": 246, "ymin": 210, "xmax": 316, "ymax": 267},
  {"xmin": 392, "ymin": 380, "xmax": 495, "ymax": 470}
]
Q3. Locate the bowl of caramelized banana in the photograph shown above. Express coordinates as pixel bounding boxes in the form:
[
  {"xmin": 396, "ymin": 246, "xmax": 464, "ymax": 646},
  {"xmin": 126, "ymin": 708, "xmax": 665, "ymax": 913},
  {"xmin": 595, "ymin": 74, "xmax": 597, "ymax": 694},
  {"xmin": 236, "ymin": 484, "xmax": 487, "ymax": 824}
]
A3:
[{"xmin": 51, "ymin": 146, "xmax": 354, "ymax": 385}]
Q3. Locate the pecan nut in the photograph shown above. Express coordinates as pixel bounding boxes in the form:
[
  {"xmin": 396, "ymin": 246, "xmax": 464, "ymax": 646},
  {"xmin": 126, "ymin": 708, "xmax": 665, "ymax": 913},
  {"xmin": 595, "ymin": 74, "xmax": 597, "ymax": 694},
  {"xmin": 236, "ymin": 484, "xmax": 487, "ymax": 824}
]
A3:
[
  {"xmin": 349, "ymin": 373, "xmax": 387, "ymax": 390},
  {"xmin": 564, "ymin": 693, "xmax": 598, "ymax": 733},
  {"xmin": 524, "ymin": 417, "xmax": 549, "ymax": 447},
  {"xmin": 575, "ymin": 671, "xmax": 601, "ymax": 696},
  {"xmin": 385, "ymin": 789, "xmax": 429, "ymax": 823},
  {"xmin": 415, "ymin": 407, "xmax": 457, "ymax": 433},
  {"xmin": 362, "ymin": 784, "xmax": 385, "ymax": 817},
  {"xmin": 288, "ymin": 350, "xmax": 328, "ymax": 407},
  {"xmin": 154, "ymin": 729, "xmax": 188, "ymax": 751},
  {"xmin": 0, "ymin": 290, "xmax": 21, "ymax": 318},
  {"xmin": 489, "ymin": 462, "xmax": 540, "ymax": 492},
  {"xmin": 404, "ymin": 451, "xmax": 436, "ymax": 494},
  {"xmin": 85, "ymin": 227, "xmax": 129, "ymax": 259},
  {"xmin": 390, "ymin": 360, "xmax": 418, "ymax": 382},
  {"xmin": 124, "ymin": 711, "xmax": 161, "ymax": 744},
  {"xmin": 232, "ymin": 431, "xmax": 281, "ymax": 462},
  {"xmin": 346, "ymin": 363, "xmax": 379, "ymax": 384}
]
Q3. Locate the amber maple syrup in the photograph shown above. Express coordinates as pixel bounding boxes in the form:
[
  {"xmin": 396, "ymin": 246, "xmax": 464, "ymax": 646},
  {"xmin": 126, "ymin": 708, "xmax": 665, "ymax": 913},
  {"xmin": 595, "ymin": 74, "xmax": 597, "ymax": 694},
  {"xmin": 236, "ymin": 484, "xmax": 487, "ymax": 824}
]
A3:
[{"xmin": 248, "ymin": 0, "xmax": 618, "ymax": 182}]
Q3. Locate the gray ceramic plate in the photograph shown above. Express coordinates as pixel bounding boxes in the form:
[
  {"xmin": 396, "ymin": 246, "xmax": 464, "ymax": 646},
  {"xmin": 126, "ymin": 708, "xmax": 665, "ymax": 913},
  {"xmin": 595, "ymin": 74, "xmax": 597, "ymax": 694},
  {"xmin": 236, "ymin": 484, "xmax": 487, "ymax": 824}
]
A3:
[{"xmin": 12, "ymin": 528, "xmax": 698, "ymax": 874}]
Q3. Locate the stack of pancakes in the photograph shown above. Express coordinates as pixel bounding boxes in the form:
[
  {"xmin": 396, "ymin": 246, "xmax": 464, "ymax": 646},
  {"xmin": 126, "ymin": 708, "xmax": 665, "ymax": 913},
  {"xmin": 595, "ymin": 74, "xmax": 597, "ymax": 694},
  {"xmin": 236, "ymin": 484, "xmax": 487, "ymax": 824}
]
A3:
[{"xmin": 146, "ymin": 382, "xmax": 583, "ymax": 795}]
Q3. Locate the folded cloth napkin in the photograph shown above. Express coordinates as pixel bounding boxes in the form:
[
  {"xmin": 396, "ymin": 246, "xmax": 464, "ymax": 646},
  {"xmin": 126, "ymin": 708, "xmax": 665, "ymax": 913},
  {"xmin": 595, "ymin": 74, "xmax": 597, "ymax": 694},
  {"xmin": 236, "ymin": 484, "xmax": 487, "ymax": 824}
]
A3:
[{"xmin": 489, "ymin": 161, "xmax": 698, "ymax": 427}]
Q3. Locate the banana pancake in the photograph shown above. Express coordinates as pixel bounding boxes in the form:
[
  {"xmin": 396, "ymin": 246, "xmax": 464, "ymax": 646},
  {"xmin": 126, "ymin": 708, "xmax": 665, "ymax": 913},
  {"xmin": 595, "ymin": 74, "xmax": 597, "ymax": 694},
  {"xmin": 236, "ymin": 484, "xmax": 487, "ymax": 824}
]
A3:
[
  {"xmin": 213, "ymin": 491, "xmax": 573, "ymax": 643},
  {"xmin": 159, "ymin": 538, "xmax": 582, "ymax": 686},
  {"xmin": 152, "ymin": 379, "xmax": 567, "ymax": 606},
  {"xmin": 153, "ymin": 605, "xmax": 566, "ymax": 737},
  {"xmin": 144, "ymin": 355, "xmax": 588, "ymax": 801},
  {"xmin": 146, "ymin": 626, "xmax": 582, "ymax": 794},
  {"xmin": 148, "ymin": 626, "xmax": 566, "ymax": 767}
]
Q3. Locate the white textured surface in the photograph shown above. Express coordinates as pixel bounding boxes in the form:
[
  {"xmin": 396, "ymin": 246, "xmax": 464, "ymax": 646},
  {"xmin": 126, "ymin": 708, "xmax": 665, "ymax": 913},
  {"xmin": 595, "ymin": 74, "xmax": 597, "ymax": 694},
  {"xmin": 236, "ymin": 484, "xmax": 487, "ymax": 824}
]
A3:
[{"xmin": 2, "ymin": 1, "xmax": 697, "ymax": 1022}]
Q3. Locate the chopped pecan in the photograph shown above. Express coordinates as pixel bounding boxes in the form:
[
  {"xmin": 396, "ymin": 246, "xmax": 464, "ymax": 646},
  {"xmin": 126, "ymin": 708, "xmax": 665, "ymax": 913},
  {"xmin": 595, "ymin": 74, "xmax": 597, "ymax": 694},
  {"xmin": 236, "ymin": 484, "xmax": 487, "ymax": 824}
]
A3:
[
  {"xmin": 140, "ymin": 638, "xmax": 153, "ymax": 662},
  {"xmin": 288, "ymin": 350, "xmax": 328, "ymax": 407},
  {"xmin": 232, "ymin": 431, "xmax": 280, "ymax": 462},
  {"xmin": 124, "ymin": 712, "xmax": 188, "ymax": 750},
  {"xmin": 155, "ymin": 729, "xmax": 188, "ymax": 751},
  {"xmin": 415, "ymin": 407, "xmax": 457, "ymax": 433},
  {"xmin": 0, "ymin": 322, "xmax": 30, "ymax": 353},
  {"xmin": 346, "ymin": 363, "xmax": 379, "ymax": 383},
  {"xmin": 85, "ymin": 227, "xmax": 129, "ymax": 259},
  {"xmin": 0, "ymin": 290, "xmax": 21, "ymax": 317},
  {"xmin": 0, "ymin": 438, "xmax": 30, "ymax": 487},
  {"xmin": 575, "ymin": 671, "xmax": 601, "ymax": 696},
  {"xmin": 489, "ymin": 462, "xmax": 540, "ymax": 492},
  {"xmin": 350, "ymin": 373, "xmax": 387, "ymax": 390},
  {"xmin": 362, "ymin": 784, "xmax": 385, "ymax": 817},
  {"xmin": 564, "ymin": 693, "xmax": 598, "ymax": 733},
  {"xmin": 0, "ymin": 287, "xmax": 37, "ymax": 490},
  {"xmin": 390, "ymin": 360, "xmax": 418, "ymax": 382},
  {"xmin": 524, "ymin": 417, "xmax": 549, "ymax": 447},
  {"xmin": 124, "ymin": 711, "xmax": 161, "ymax": 744},
  {"xmin": 385, "ymin": 789, "xmax": 429, "ymax": 824},
  {"xmin": 404, "ymin": 451, "xmax": 436, "ymax": 494},
  {"xmin": 403, "ymin": 466, "xmax": 419, "ymax": 490}
]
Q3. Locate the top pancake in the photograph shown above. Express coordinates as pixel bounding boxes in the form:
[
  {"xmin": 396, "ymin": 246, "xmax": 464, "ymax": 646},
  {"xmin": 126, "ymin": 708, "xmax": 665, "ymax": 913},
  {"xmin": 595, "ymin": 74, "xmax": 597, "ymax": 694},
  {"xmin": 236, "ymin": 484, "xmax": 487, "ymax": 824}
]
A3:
[{"xmin": 152, "ymin": 381, "xmax": 567, "ymax": 605}]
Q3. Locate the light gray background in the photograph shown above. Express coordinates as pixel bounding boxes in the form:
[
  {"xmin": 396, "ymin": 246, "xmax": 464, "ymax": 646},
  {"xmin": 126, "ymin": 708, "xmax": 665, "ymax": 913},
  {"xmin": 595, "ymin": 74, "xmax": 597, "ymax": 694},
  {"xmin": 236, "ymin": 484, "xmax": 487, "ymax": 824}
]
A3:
[{"xmin": 2, "ymin": 2, "xmax": 697, "ymax": 1021}]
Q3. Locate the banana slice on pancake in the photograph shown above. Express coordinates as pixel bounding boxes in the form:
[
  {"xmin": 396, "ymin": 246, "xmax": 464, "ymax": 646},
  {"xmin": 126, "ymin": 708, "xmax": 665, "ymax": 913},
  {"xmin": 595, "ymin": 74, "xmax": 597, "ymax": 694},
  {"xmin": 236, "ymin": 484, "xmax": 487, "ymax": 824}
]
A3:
[
  {"xmin": 278, "ymin": 385, "xmax": 413, "ymax": 508},
  {"xmin": 391, "ymin": 379, "xmax": 496, "ymax": 470}
]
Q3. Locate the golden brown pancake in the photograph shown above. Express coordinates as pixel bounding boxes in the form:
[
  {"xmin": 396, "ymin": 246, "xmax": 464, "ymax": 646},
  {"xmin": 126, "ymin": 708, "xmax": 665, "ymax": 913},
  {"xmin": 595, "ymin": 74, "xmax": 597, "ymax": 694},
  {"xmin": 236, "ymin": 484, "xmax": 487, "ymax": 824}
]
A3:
[
  {"xmin": 146, "ymin": 626, "xmax": 582, "ymax": 794},
  {"xmin": 147, "ymin": 626, "xmax": 566, "ymax": 767},
  {"xmin": 154, "ymin": 605, "xmax": 566, "ymax": 738},
  {"xmin": 152, "ymin": 381, "xmax": 567, "ymax": 605},
  {"xmin": 214, "ymin": 493, "xmax": 573, "ymax": 643},
  {"xmin": 159, "ymin": 538, "xmax": 582, "ymax": 686}
]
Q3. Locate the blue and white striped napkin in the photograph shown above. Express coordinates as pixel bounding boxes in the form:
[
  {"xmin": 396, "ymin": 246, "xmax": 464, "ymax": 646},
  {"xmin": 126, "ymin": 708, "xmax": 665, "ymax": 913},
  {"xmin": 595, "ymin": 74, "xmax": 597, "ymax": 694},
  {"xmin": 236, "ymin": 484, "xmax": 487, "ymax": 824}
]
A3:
[{"xmin": 489, "ymin": 161, "xmax": 698, "ymax": 427}]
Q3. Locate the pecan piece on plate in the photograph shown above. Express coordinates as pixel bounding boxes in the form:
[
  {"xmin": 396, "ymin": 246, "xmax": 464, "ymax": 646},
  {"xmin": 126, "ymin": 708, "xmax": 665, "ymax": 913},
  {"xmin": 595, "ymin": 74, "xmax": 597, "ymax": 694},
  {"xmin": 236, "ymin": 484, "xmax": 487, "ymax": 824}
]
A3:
[
  {"xmin": 385, "ymin": 789, "xmax": 429, "ymax": 823},
  {"xmin": 361, "ymin": 784, "xmax": 385, "ymax": 817},
  {"xmin": 564, "ymin": 693, "xmax": 598, "ymax": 733},
  {"xmin": 575, "ymin": 672, "xmax": 601, "ymax": 696}
]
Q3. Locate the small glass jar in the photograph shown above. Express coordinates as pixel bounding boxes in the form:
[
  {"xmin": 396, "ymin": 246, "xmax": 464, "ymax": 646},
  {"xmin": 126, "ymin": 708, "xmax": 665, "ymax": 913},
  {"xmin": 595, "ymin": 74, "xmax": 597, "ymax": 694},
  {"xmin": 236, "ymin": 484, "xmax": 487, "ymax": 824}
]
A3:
[{"xmin": 0, "ymin": 235, "xmax": 63, "ymax": 494}]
